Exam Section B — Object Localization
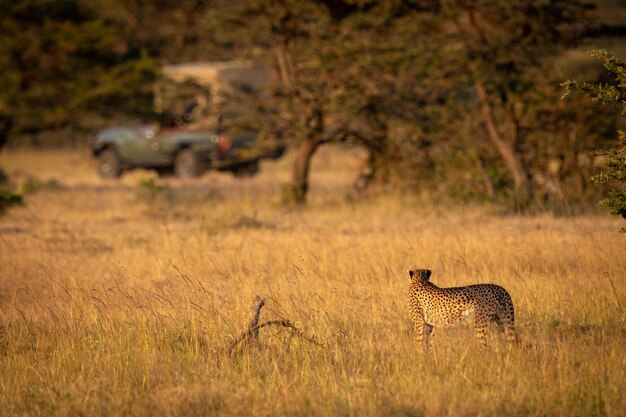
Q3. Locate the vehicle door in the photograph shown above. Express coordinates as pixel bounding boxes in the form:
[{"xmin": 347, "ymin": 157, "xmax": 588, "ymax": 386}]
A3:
[{"xmin": 116, "ymin": 126, "xmax": 169, "ymax": 165}]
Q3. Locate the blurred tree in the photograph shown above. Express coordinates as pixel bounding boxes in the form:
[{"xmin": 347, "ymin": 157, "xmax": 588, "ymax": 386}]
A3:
[
  {"xmin": 563, "ymin": 49, "xmax": 626, "ymax": 225},
  {"xmin": 210, "ymin": 0, "xmax": 449, "ymax": 203},
  {"xmin": 0, "ymin": 0, "xmax": 157, "ymax": 149},
  {"xmin": 97, "ymin": 0, "xmax": 216, "ymax": 64},
  {"xmin": 210, "ymin": 0, "xmax": 623, "ymax": 206},
  {"xmin": 443, "ymin": 0, "xmax": 600, "ymax": 206}
]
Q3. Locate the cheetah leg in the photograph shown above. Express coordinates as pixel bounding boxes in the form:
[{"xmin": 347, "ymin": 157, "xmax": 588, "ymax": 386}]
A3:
[
  {"xmin": 413, "ymin": 318, "xmax": 425, "ymax": 345},
  {"xmin": 424, "ymin": 323, "xmax": 435, "ymax": 350},
  {"xmin": 474, "ymin": 310, "xmax": 490, "ymax": 347},
  {"xmin": 504, "ymin": 321, "xmax": 517, "ymax": 345},
  {"xmin": 501, "ymin": 307, "xmax": 517, "ymax": 345},
  {"xmin": 494, "ymin": 315, "xmax": 505, "ymax": 333},
  {"xmin": 497, "ymin": 292, "xmax": 517, "ymax": 345},
  {"xmin": 494, "ymin": 314, "xmax": 516, "ymax": 346}
]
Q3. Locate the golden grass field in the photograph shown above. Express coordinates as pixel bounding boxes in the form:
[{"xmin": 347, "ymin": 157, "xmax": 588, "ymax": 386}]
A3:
[{"xmin": 0, "ymin": 146, "xmax": 624, "ymax": 417}]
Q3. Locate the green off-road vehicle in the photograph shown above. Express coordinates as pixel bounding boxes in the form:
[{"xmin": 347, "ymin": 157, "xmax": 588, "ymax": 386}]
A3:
[
  {"xmin": 92, "ymin": 62, "xmax": 285, "ymax": 179},
  {"xmin": 93, "ymin": 124, "xmax": 284, "ymax": 179}
]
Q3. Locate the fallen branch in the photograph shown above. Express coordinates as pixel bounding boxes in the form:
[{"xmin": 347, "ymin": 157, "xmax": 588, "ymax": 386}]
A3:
[
  {"xmin": 228, "ymin": 296, "xmax": 324, "ymax": 355},
  {"xmin": 247, "ymin": 296, "xmax": 265, "ymax": 340}
]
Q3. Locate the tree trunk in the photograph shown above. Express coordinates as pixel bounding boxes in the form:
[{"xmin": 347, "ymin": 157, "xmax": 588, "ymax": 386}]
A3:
[
  {"xmin": 475, "ymin": 154, "xmax": 496, "ymax": 199},
  {"xmin": 282, "ymin": 98, "xmax": 329, "ymax": 205},
  {"xmin": 0, "ymin": 116, "xmax": 13, "ymax": 151},
  {"xmin": 353, "ymin": 148, "xmax": 376, "ymax": 194},
  {"xmin": 475, "ymin": 83, "xmax": 532, "ymax": 205},
  {"xmin": 564, "ymin": 128, "xmax": 585, "ymax": 200},
  {"xmin": 284, "ymin": 136, "xmax": 322, "ymax": 205},
  {"xmin": 274, "ymin": 44, "xmax": 292, "ymax": 86},
  {"xmin": 353, "ymin": 134, "xmax": 390, "ymax": 194}
]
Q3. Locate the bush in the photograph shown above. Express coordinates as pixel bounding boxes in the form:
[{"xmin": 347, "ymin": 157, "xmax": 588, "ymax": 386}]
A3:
[
  {"xmin": 0, "ymin": 189, "xmax": 22, "ymax": 215},
  {"xmin": 562, "ymin": 49, "xmax": 626, "ymax": 229}
]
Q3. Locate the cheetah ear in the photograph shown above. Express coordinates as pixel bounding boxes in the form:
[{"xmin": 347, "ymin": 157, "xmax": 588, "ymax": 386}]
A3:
[
  {"xmin": 425, "ymin": 269, "xmax": 432, "ymax": 280},
  {"xmin": 408, "ymin": 270, "xmax": 414, "ymax": 279}
]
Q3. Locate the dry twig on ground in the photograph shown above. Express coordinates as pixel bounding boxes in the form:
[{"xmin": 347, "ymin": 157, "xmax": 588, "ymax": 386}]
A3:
[{"xmin": 228, "ymin": 296, "xmax": 323, "ymax": 355}]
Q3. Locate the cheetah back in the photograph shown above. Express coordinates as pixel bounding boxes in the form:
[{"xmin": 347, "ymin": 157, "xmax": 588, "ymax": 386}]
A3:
[{"xmin": 410, "ymin": 283, "xmax": 515, "ymax": 327}]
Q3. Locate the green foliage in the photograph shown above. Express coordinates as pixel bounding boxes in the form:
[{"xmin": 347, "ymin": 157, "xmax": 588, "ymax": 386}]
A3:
[
  {"xmin": 592, "ymin": 131, "xmax": 626, "ymax": 221},
  {"xmin": 0, "ymin": 167, "xmax": 23, "ymax": 215},
  {"xmin": 0, "ymin": 189, "xmax": 22, "ymax": 215},
  {"xmin": 562, "ymin": 50, "xmax": 626, "ymax": 112},
  {"xmin": 0, "ymin": 0, "xmax": 158, "ymax": 145},
  {"xmin": 19, "ymin": 177, "xmax": 64, "ymax": 195},
  {"xmin": 562, "ymin": 49, "xmax": 626, "ymax": 227},
  {"xmin": 137, "ymin": 176, "xmax": 169, "ymax": 200}
]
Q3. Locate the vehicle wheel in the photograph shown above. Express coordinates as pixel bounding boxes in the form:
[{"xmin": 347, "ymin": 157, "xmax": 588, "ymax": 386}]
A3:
[
  {"xmin": 97, "ymin": 148, "xmax": 122, "ymax": 179},
  {"xmin": 174, "ymin": 148, "xmax": 202, "ymax": 179},
  {"xmin": 233, "ymin": 161, "xmax": 259, "ymax": 178}
]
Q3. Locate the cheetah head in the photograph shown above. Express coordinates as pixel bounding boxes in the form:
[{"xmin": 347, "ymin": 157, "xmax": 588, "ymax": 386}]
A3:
[{"xmin": 409, "ymin": 269, "xmax": 432, "ymax": 283}]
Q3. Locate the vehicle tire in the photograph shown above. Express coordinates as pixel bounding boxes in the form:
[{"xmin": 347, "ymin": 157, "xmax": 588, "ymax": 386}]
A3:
[
  {"xmin": 97, "ymin": 148, "xmax": 122, "ymax": 179},
  {"xmin": 233, "ymin": 160, "xmax": 259, "ymax": 178},
  {"xmin": 174, "ymin": 148, "xmax": 202, "ymax": 179}
]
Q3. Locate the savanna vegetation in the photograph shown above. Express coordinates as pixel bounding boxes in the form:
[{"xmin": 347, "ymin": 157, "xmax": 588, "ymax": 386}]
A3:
[
  {"xmin": 0, "ymin": 1, "xmax": 625, "ymax": 416},
  {"xmin": 0, "ymin": 147, "xmax": 625, "ymax": 417}
]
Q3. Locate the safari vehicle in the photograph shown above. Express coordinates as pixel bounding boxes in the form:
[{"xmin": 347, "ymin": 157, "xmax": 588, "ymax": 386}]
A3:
[
  {"xmin": 92, "ymin": 62, "xmax": 285, "ymax": 179},
  {"xmin": 93, "ymin": 124, "xmax": 277, "ymax": 179}
]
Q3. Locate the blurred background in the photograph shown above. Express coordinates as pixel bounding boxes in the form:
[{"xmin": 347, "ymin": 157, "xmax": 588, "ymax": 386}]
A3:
[{"xmin": 1, "ymin": 0, "xmax": 625, "ymax": 212}]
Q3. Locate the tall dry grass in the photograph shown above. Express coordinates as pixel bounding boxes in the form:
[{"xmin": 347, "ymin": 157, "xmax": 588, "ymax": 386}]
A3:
[{"xmin": 0, "ymin": 146, "xmax": 624, "ymax": 417}]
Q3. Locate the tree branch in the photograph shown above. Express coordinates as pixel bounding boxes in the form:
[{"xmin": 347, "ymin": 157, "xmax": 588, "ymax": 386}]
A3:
[{"xmin": 228, "ymin": 296, "xmax": 324, "ymax": 355}]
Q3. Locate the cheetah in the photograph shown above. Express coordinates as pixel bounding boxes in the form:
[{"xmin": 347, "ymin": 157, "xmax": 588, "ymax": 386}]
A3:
[{"xmin": 408, "ymin": 269, "xmax": 516, "ymax": 349}]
